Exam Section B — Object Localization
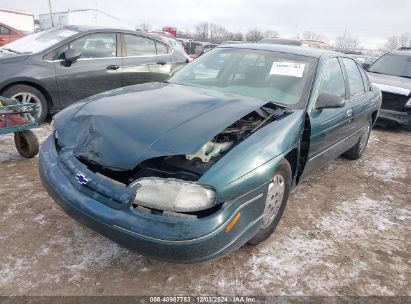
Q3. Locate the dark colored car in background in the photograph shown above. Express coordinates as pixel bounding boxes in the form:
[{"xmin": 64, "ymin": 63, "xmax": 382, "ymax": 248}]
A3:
[
  {"xmin": 0, "ymin": 22, "xmax": 26, "ymax": 46},
  {"xmin": 40, "ymin": 44, "xmax": 381, "ymax": 263},
  {"xmin": 364, "ymin": 49, "xmax": 411, "ymax": 127},
  {"xmin": 0, "ymin": 26, "xmax": 189, "ymax": 121},
  {"xmin": 195, "ymin": 43, "xmax": 218, "ymax": 56}
]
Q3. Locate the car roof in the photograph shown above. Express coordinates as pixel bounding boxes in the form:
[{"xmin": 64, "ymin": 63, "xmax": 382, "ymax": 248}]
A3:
[
  {"xmin": 390, "ymin": 49, "xmax": 411, "ymax": 56},
  {"xmin": 60, "ymin": 25, "xmax": 134, "ymax": 33},
  {"xmin": 57, "ymin": 25, "xmax": 169, "ymax": 44},
  {"xmin": 217, "ymin": 43, "xmax": 338, "ymax": 59}
]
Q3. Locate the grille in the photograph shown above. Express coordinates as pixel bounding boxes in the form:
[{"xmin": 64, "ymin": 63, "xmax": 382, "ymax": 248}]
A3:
[
  {"xmin": 381, "ymin": 92, "xmax": 409, "ymax": 111},
  {"xmin": 57, "ymin": 150, "xmax": 136, "ymax": 209}
]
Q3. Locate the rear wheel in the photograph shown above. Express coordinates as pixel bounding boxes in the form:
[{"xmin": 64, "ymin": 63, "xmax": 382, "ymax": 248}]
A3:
[
  {"xmin": 2, "ymin": 85, "xmax": 48, "ymax": 122},
  {"xmin": 248, "ymin": 159, "xmax": 292, "ymax": 245},
  {"xmin": 14, "ymin": 130, "xmax": 39, "ymax": 158},
  {"xmin": 343, "ymin": 119, "xmax": 372, "ymax": 160}
]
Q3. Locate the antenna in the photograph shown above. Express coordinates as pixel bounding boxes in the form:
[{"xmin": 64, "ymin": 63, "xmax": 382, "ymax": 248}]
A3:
[{"xmin": 48, "ymin": 0, "xmax": 54, "ymax": 27}]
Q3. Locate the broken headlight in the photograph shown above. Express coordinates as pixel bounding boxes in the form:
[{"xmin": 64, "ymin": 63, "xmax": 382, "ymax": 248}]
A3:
[{"xmin": 129, "ymin": 178, "xmax": 216, "ymax": 212}]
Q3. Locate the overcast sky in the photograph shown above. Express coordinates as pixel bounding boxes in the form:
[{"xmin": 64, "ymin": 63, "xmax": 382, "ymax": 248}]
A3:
[{"xmin": 1, "ymin": 0, "xmax": 410, "ymax": 49}]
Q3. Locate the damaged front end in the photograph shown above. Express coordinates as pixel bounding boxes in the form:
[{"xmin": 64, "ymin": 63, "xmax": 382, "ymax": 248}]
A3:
[
  {"xmin": 57, "ymin": 102, "xmax": 289, "ymax": 218},
  {"xmin": 71, "ymin": 103, "xmax": 289, "ymax": 218}
]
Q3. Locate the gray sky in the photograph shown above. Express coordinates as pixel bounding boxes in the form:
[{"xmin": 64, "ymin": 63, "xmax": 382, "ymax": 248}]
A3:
[{"xmin": 1, "ymin": 0, "xmax": 410, "ymax": 49}]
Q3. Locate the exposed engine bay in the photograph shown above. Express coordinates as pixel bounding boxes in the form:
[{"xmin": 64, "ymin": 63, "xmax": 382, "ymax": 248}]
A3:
[{"xmin": 77, "ymin": 102, "xmax": 288, "ymax": 185}]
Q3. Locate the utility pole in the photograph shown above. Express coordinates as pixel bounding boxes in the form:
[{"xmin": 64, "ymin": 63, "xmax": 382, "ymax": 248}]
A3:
[{"xmin": 48, "ymin": 0, "xmax": 54, "ymax": 27}]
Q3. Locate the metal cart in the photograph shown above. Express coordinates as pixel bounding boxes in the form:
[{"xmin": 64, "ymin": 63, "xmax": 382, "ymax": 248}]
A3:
[{"xmin": 0, "ymin": 97, "xmax": 39, "ymax": 158}]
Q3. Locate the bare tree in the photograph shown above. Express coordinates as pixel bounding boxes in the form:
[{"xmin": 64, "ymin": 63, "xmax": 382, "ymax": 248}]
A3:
[
  {"xmin": 209, "ymin": 23, "xmax": 229, "ymax": 44},
  {"xmin": 264, "ymin": 29, "xmax": 279, "ymax": 39},
  {"xmin": 140, "ymin": 22, "xmax": 151, "ymax": 31},
  {"xmin": 246, "ymin": 29, "xmax": 263, "ymax": 42},
  {"xmin": 399, "ymin": 32, "xmax": 411, "ymax": 48},
  {"xmin": 194, "ymin": 22, "xmax": 209, "ymax": 41},
  {"xmin": 176, "ymin": 29, "xmax": 193, "ymax": 39},
  {"xmin": 231, "ymin": 31, "xmax": 243, "ymax": 41},
  {"xmin": 382, "ymin": 36, "xmax": 400, "ymax": 52},
  {"xmin": 334, "ymin": 31, "xmax": 361, "ymax": 51},
  {"xmin": 302, "ymin": 30, "xmax": 326, "ymax": 41}
]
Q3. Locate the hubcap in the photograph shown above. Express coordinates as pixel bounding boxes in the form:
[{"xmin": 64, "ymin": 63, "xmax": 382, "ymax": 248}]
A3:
[
  {"xmin": 261, "ymin": 174, "xmax": 285, "ymax": 229},
  {"xmin": 358, "ymin": 124, "xmax": 370, "ymax": 153},
  {"xmin": 11, "ymin": 92, "xmax": 42, "ymax": 120}
]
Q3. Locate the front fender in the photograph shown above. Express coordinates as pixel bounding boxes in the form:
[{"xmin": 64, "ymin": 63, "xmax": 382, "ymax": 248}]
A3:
[{"xmin": 199, "ymin": 110, "xmax": 305, "ymax": 202}]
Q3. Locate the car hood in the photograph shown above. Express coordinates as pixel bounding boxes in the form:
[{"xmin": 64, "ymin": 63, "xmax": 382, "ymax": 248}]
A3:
[
  {"xmin": 368, "ymin": 72, "xmax": 411, "ymax": 96},
  {"xmin": 0, "ymin": 51, "xmax": 29, "ymax": 63},
  {"xmin": 55, "ymin": 82, "xmax": 272, "ymax": 170}
]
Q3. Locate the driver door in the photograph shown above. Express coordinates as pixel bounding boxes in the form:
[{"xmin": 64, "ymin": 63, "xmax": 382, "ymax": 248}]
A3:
[
  {"xmin": 302, "ymin": 57, "xmax": 351, "ymax": 178},
  {"xmin": 53, "ymin": 32, "xmax": 123, "ymax": 108}
]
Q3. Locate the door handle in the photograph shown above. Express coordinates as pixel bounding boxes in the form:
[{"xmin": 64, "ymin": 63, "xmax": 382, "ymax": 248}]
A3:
[
  {"xmin": 106, "ymin": 65, "xmax": 120, "ymax": 70},
  {"xmin": 345, "ymin": 109, "xmax": 352, "ymax": 118},
  {"xmin": 156, "ymin": 61, "xmax": 167, "ymax": 65}
]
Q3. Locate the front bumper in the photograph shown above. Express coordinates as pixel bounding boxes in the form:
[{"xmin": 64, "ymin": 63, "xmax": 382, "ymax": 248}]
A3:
[
  {"xmin": 39, "ymin": 135, "xmax": 266, "ymax": 263},
  {"xmin": 377, "ymin": 109, "xmax": 411, "ymax": 127}
]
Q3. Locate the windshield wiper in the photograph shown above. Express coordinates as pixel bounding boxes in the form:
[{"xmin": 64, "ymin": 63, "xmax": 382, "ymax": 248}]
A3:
[
  {"xmin": 400, "ymin": 75, "xmax": 411, "ymax": 79},
  {"xmin": 1, "ymin": 48, "xmax": 21, "ymax": 54},
  {"xmin": 269, "ymin": 100, "xmax": 291, "ymax": 110}
]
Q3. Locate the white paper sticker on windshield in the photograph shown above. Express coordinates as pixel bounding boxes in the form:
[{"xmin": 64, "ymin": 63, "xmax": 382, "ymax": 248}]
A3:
[{"xmin": 270, "ymin": 62, "xmax": 305, "ymax": 78}]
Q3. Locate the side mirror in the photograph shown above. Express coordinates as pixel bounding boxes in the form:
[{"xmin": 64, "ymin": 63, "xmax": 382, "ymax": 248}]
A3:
[
  {"xmin": 63, "ymin": 49, "xmax": 81, "ymax": 64},
  {"xmin": 362, "ymin": 63, "xmax": 370, "ymax": 70},
  {"xmin": 315, "ymin": 93, "xmax": 345, "ymax": 110}
]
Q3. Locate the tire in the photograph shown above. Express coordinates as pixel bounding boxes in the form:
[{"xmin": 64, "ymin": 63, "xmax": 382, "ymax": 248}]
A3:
[
  {"xmin": 14, "ymin": 130, "xmax": 39, "ymax": 158},
  {"xmin": 248, "ymin": 159, "xmax": 292, "ymax": 245},
  {"xmin": 2, "ymin": 84, "xmax": 48, "ymax": 122},
  {"xmin": 343, "ymin": 119, "xmax": 372, "ymax": 160}
]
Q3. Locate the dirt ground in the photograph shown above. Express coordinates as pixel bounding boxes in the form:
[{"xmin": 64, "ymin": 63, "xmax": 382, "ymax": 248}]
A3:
[{"xmin": 0, "ymin": 124, "xmax": 409, "ymax": 296}]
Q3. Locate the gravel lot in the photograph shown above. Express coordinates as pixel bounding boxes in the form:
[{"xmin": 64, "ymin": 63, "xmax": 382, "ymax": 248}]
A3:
[{"xmin": 0, "ymin": 124, "xmax": 410, "ymax": 296}]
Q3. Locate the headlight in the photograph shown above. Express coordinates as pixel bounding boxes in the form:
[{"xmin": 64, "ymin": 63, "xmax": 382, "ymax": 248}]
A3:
[
  {"xmin": 51, "ymin": 119, "xmax": 58, "ymax": 139},
  {"xmin": 406, "ymin": 97, "xmax": 411, "ymax": 108},
  {"xmin": 129, "ymin": 178, "xmax": 216, "ymax": 212}
]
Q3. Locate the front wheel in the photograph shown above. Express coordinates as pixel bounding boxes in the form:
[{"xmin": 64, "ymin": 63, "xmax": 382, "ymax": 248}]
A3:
[
  {"xmin": 248, "ymin": 159, "xmax": 292, "ymax": 245},
  {"xmin": 343, "ymin": 119, "xmax": 372, "ymax": 160},
  {"xmin": 2, "ymin": 84, "xmax": 48, "ymax": 122}
]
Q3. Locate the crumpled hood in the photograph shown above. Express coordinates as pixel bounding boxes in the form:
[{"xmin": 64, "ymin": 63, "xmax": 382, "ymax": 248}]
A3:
[
  {"xmin": 368, "ymin": 72, "xmax": 411, "ymax": 96},
  {"xmin": 55, "ymin": 82, "xmax": 270, "ymax": 170}
]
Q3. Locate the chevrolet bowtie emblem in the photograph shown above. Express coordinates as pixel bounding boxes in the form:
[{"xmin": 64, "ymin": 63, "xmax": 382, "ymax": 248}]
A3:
[{"xmin": 75, "ymin": 173, "xmax": 89, "ymax": 185}]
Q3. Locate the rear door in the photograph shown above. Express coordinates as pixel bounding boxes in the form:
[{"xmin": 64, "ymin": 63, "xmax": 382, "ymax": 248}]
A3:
[
  {"xmin": 340, "ymin": 57, "xmax": 373, "ymax": 134},
  {"xmin": 53, "ymin": 32, "xmax": 123, "ymax": 107},
  {"xmin": 302, "ymin": 57, "xmax": 350, "ymax": 176},
  {"xmin": 121, "ymin": 34, "xmax": 172, "ymax": 86}
]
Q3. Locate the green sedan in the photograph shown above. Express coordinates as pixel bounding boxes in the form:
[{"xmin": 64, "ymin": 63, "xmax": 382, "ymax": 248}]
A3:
[{"xmin": 39, "ymin": 44, "xmax": 382, "ymax": 263}]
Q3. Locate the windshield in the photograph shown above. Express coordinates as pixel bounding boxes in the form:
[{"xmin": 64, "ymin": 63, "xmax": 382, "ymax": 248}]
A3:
[
  {"xmin": 369, "ymin": 53, "xmax": 411, "ymax": 78},
  {"xmin": 169, "ymin": 48, "xmax": 316, "ymax": 108},
  {"xmin": 1, "ymin": 28, "xmax": 79, "ymax": 54}
]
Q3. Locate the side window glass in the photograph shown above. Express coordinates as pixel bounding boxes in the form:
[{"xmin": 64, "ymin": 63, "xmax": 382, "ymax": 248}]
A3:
[
  {"xmin": 124, "ymin": 35, "xmax": 157, "ymax": 56},
  {"xmin": 318, "ymin": 58, "xmax": 346, "ymax": 99},
  {"xmin": 67, "ymin": 33, "xmax": 117, "ymax": 59},
  {"xmin": 156, "ymin": 41, "xmax": 169, "ymax": 55},
  {"xmin": 341, "ymin": 58, "xmax": 366, "ymax": 97},
  {"xmin": 358, "ymin": 64, "xmax": 370, "ymax": 91},
  {"xmin": 0, "ymin": 26, "xmax": 10, "ymax": 35}
]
